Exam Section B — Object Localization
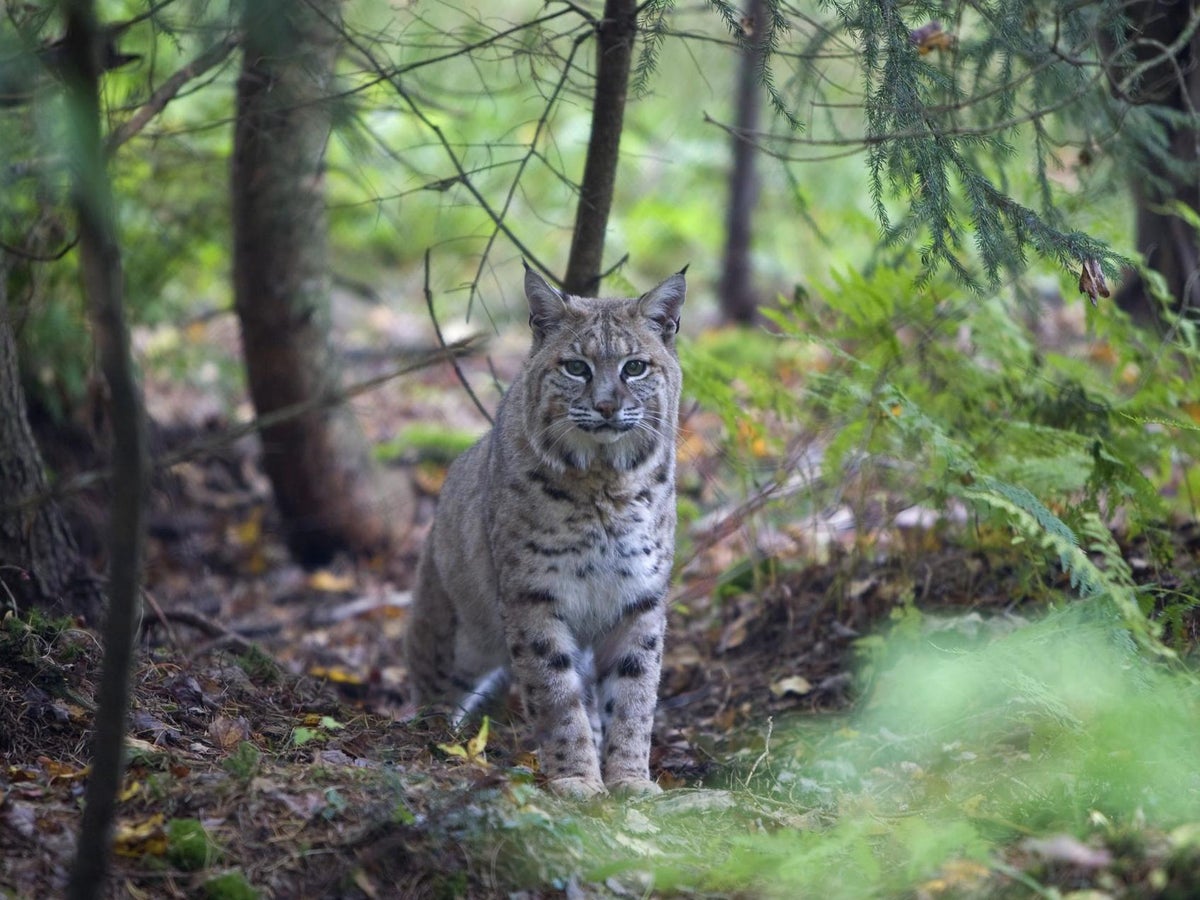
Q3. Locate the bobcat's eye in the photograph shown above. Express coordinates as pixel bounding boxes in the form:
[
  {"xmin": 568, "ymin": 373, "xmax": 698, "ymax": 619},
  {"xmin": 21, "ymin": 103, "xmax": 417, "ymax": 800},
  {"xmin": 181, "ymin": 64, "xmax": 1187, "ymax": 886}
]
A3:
[
  {"xmin": 622, "ymin": 359, "xmax": 648, "ymax": 378},
  {"xmin": 562, "ymin": 359, "xmax": 591, "ymax": 379}
]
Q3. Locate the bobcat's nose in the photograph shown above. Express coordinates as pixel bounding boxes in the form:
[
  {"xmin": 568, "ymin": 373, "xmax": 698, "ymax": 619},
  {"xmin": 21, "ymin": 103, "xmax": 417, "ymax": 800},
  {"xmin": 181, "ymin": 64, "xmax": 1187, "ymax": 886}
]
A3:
[{"xmin": 594, "ymin": 399, "xmax": 618, "ymax": 419}]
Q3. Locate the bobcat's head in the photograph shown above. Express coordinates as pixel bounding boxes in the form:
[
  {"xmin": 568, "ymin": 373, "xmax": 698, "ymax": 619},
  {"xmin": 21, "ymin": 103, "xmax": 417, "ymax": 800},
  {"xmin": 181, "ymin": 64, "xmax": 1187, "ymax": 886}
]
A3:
[{"xmin": 521, "ymin": 265, "xmax": 686, "ymax": 472}]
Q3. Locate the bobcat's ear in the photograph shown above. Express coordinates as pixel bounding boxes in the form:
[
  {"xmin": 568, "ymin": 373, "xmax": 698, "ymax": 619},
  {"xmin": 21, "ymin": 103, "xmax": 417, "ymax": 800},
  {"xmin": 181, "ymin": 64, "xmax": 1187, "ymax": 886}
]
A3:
[
  {"xmin": 638, "ymin": 267, "xmax": 687, "ymax": 342},
  {"xmin": 524, "ymin": 262, "xmax": 568, "ymax": 339}
]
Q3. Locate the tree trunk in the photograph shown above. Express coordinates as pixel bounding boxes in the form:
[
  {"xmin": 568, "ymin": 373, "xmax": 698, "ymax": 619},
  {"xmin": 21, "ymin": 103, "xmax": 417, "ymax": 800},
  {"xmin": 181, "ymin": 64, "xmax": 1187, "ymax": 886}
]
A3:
[
  {"xmin": 60, "ymin": 0, "xmax": 148, "ymax": 895},
  {"xmin": 718, "ymin": 0, "xmax": 766, "ymax": 324},
  {"xmin": 0, "ymin": 258, "xmax": 103, "ymax": 622},
  {"xmin": 232, "ymin": 0, "xmax": 391, "ymax": 565},
  {"xmin": 563, "ymin": 0, "xmax": 638, "ymax": 296},
  {"xmin": 1112, "ymin": 0, "xmax": 1200, "ymax": 324}
]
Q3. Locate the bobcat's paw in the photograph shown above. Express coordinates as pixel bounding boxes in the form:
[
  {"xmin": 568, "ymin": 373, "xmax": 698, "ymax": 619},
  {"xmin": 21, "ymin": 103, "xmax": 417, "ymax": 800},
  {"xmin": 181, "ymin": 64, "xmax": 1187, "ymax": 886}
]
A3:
[
  {"xmin": 547, "ymin": 776, "xmax": 607, "ymax": 800},
  {"xmin": 606, "ymin": 777, "xmax": 663, "ymax": 798}
]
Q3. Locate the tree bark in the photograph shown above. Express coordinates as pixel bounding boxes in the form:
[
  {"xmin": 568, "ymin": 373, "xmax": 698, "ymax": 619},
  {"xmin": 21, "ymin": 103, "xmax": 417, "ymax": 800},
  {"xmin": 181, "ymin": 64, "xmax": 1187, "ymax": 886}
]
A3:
[
  {"xmin": 60, "ymin": 1, "xmax": 148, "ymax": 897},
  {"xmin": 1111, "ymin": 1, "xmax": 1200, "ymax": 324},
  {"xmin": 718, "ymin": 0, "xmax": 766, "ymax": 324},
  {"xmin": 563, "ymin": 0, "xmax": 638, "ymax": 296},
  {"xmin": 0, "ymin": 259, "xmax": 103, "ymax": 621},
  {"xmin": 232, "ymin": 0, "xmax": 391, "ymax": 565}
]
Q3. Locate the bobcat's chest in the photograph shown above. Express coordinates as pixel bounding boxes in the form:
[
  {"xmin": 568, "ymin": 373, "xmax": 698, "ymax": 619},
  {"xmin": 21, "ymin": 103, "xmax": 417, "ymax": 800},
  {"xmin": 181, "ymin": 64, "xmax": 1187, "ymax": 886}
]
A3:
[{"xmin": 518, "ymin": 488, "xmax": 672, "ymax": 644}]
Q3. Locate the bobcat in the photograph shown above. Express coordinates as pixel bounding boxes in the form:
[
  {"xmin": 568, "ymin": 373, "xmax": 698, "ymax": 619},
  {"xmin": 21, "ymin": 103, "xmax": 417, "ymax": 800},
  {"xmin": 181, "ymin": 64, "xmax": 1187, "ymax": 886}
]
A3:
[{"xmin": 406, "ymin": 264, "xmax": 686, "ymax": 798}]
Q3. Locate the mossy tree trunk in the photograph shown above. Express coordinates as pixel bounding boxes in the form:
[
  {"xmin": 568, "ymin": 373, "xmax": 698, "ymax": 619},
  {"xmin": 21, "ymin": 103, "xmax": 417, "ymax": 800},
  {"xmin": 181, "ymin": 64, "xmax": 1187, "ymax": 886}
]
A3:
[{"xmin": 232, "ymin": 0, "xmax": 391, "ymax": 565}]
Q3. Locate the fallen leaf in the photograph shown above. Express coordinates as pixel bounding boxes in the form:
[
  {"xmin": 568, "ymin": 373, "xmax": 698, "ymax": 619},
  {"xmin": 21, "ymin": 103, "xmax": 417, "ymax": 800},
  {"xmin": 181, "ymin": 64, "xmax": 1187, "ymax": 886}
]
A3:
[
  {"xmin": 438, "ymin": 716, "xmax": 490, "ymax": 764},
  {"xmin": 413, "ymin": 462, "xmax": 448, "ymax": 495},
  {"xmin": 770, "ymin": 675, "xmax": 813, "ymax": 698},
  {"xmin": 307, "ymin": 569, "xmax": 355, "ymax": 593},
  {"xmin": 38, "ymin": 757, "xmax": 88, "ymax": 783},
  {"xmin": 113, "ymin": 813, "xmax": 168, "ymax": 858},
  {"xmin": 308, "ymin": 665, "xmax": 366, "ymax": 687},
  {"xmin": 208, "ymin": 716, "xmax": 252, "ymax": 752}
]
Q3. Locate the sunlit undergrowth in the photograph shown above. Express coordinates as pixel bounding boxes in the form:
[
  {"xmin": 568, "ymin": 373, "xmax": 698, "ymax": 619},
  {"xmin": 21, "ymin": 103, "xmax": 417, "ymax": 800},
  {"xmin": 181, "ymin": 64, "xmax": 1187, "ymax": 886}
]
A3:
[
  {"xmin": 454, "ymin": 604, "xmax": 1200, "ymax": 897},
  {"xmin": 682, "ymin": 254, "xmax": 1200, "ymax": 639}
]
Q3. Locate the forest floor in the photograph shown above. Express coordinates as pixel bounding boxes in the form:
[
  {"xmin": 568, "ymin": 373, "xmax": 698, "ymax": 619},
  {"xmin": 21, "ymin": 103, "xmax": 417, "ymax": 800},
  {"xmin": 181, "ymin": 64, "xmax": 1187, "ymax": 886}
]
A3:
[{"xmin": 3, "ymin": 289, "xmax": 1200, "ymax": 898}]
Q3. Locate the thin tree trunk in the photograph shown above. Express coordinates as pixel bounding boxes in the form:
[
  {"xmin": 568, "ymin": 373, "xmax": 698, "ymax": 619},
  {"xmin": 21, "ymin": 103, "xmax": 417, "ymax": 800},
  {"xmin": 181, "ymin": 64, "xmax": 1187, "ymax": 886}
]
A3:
[
  {"xmin": 232, "ymin": 0, "xmax": 391, "ymax": 565},
  {"xmin": 563, "ymin": 0, "xmax": 638, "ymax": 296},
  {"xmin": 1111, "ymin": 1, "xmax": 1200, "ymax": 324},
  {"xmin": 718, "ymin": 0, "xmax": 766, "ymax": 324},
  {"xmin": 0, "ymin": 268, "xmax": 103, "ymax": 620},
  {"xmin": 60, "ymin": 1, "xmax": 148, "ymax": 897}
]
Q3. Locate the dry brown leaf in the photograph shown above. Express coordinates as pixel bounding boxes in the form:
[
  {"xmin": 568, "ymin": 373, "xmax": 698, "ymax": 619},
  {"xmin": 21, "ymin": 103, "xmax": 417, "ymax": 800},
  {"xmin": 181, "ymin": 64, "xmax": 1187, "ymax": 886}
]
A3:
[
  {"xmin": 910, "ymin": 21, "xmax": 955, "ymax": 55},
  {"xmin": 1078, "ymin": 258, "xmax": 1110, "ymax": 306},
  {"xmin": 208, "ymin": 715, "xmax": 252, "ymax": 752}
]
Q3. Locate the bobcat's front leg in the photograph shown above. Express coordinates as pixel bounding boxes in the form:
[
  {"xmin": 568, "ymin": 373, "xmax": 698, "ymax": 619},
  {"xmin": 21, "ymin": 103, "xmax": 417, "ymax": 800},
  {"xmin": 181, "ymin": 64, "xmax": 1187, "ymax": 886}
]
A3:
[
  {"xmin": 504, "ymin": 591, "xmax": 604, "ymax": 798},
  {"xmin": 596, "ymin": 599, "xmax": 666, "ymax": 796}
]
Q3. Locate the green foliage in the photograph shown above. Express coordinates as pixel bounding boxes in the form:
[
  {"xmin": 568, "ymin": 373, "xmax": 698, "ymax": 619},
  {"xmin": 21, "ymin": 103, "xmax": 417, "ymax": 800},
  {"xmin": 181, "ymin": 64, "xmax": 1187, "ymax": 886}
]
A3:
[
  {"xmin": 201, "ymin": 870, "xmax": 260, "ymax": 900},
  {"xmin": 678, "ymin": 241, "xmax": 1199, "ymax": 652},
  {"xmin": 290, "ymin": 715, "xmax": 345, "ymax": 748},
  {"xmin": 167, "ymin": 818, "xmax": 221, "ymax": 871},
  {"xmin": 461, "ymin": 606, "xmax": 1200, "ymax": 897},
  {"xmin": 804, "ymin": 0, "xmax": 1135, "ymax": 286},
  {"xmin": 220, "ymin": 741, "xmax": 261, "ymax": 781},
  {"xmin": 373, "ymin": 424, "xmax": 481, "ymax": 465},
  {"xmin": 236, "ymin": 646, "xmax": 281, "ymax": 686}
]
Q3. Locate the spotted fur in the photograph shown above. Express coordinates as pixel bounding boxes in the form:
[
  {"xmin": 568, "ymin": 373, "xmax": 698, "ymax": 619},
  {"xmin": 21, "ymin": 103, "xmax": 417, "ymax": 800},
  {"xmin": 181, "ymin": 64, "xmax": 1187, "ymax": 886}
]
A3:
[{"xmin": 405, "ymin": 265, "xmax": 685, "ymax": 798}]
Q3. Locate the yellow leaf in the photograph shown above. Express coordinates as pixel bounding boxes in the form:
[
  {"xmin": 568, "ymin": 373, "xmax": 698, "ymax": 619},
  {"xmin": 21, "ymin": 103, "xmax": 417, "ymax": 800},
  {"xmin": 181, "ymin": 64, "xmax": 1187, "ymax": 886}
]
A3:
[
  {"xmin": 185, "ymin": 320, "xmax": 208, "ymax": 343},
  {"xmin": 308, "ymin": 569, "xmax": 355, "ymax": 593},
  {"xmin": 39, "ymin": 757, "xmax": 89, "ymax": 782},
  {"xmin": 308, "ymin": 666, "xmax": 365, "ymax": 686},
  {"xmin": 466, "ymin": 716, "xmax": 490, "ymax": 760},
  {"xmin": 118, "ymin": 780, "xmax": 141, "ymax": 802},
  {"xmin": 231, "ymin": 507, "xmax": 263, "ymax": 546},
  {"xmin": 114, "ymin": 813, "xmax": 167, "ymax": 858},
  {"xmin": 414, "ymin": 462, "xmax": 448, "ymax": 495},
  {"xmin": 512, "ymin": 750, "xmax": 539, "ymax": 772},
  {"xmin": 437, "ymin": 717, "xmax": 491, "ymax": 764}
]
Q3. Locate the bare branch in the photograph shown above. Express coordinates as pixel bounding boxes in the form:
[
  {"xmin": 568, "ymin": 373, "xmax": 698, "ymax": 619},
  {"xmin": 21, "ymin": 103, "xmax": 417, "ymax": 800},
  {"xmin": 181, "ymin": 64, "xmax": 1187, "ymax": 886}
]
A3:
[
  {"xmin": 105, "ymin": 30, "xmax": 240, "ymax": 154},
  {"xmin": 424, "ymin": 249, "xmax": 494, "ymax": 425}
]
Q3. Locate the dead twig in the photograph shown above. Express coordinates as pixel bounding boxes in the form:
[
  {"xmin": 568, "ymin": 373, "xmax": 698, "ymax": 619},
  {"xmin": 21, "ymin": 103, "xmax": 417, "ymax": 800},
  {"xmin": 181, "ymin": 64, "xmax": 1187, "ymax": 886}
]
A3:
[
  {"xmin": 154, "ymin": 608, "xmax": 260, "ymax": 658},
  {"xmin": 423, "ymin": 249, "xmax": 494, "ymax": 425}
]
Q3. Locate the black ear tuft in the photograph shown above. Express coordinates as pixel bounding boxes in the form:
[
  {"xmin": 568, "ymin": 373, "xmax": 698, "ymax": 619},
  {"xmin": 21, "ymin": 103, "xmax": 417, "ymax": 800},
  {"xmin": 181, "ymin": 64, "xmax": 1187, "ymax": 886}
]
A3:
[
  {"xmin": 638, "ymin": 271, "xmax": 687, "ymax": 341},
  {"xmin": 524, "ymin": 264, "xmax": 568, "ymax": 337}
]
